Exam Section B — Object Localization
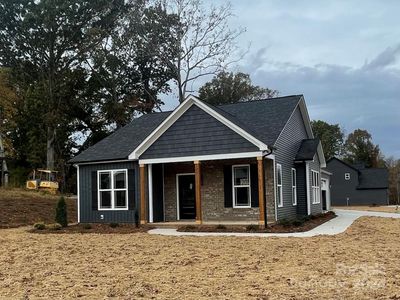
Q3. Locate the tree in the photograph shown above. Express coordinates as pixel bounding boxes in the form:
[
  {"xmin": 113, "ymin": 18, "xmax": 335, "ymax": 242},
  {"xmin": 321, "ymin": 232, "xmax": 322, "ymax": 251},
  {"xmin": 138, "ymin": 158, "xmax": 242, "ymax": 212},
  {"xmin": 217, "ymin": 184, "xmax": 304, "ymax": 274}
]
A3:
[
  {"xmin": 198, "ymin": 71, "xmax": 278, "ymax": 105},
  {"xmin": 385, "ymin": 157, "xmax": 400, "ymax": 205},
  {"xmin": 55, "ymin": 196, "xmax": 68, "ymax": 227},
  {"xmin": 162, "ymin": 0, "xmax": 245, "ymax": 102},
  {"xmin": 0, "ymin": 0, "xmax": 124, "ymax": 170},
  {"xmin": 343, "ymin": 129, "xmax": 383, "ymax": 168},
  {"xmin": 311, "ymin": 120, "xmax": 344, "ymax": 160}
]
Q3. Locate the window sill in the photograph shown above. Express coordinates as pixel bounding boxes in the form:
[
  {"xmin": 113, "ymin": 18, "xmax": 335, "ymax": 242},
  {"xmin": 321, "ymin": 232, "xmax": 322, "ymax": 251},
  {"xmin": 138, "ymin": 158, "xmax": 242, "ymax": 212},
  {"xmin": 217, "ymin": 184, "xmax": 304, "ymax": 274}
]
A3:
[
  {"xmin": 232, "ymin": 206, "xmax": 252, "ymax": 209},
  {"xmin": 98, "ymin": 208, "xmax": 129, "ymax": 211}
]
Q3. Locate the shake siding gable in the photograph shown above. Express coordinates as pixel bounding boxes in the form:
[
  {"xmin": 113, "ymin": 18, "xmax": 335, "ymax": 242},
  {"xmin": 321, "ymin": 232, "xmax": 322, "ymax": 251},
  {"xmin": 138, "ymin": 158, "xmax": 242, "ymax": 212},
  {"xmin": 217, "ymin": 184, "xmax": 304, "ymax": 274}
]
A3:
[
  {"xmin": 140, "ymin": 105, "xmax": 259, "ymax": 159},
  {"xmin": 79, "ymin": 161, "xmax": 138, "ymax": 223},
  {"xmin": 274, "ymin": 107, "xmax": 309, "ymax": 220}
]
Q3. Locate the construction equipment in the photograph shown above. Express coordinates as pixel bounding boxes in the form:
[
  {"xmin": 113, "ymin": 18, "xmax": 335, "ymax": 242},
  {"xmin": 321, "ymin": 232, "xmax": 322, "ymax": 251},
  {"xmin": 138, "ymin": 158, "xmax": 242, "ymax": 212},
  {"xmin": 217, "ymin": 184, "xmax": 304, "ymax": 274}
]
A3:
[{"xmin": 26, "ymin": 169, "xmax": 59, "ymax": 194}]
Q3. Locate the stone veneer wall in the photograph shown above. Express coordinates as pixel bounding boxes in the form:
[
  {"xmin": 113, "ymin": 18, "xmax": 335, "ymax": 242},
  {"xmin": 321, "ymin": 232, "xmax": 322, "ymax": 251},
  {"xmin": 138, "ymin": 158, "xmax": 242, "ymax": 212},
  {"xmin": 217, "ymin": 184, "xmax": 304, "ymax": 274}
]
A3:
[{"xmin": 163, "ymin": 158, "xmax": 276, "ymax": 223}]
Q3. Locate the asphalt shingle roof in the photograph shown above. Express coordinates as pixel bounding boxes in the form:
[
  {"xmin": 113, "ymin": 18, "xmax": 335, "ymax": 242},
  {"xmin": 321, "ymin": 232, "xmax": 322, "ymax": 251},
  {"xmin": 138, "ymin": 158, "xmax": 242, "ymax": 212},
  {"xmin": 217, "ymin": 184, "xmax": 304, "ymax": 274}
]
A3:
[
  {"xmin": 294, "ymin": 139, "xmax": 320, "ymax": 161},
  {"xmin": 70, "ymin": 95, "xmax": 302, "ymax": 163},
  {"xmin": 357, "ymin": 168, "xmax": 389, "ymax": 189}
]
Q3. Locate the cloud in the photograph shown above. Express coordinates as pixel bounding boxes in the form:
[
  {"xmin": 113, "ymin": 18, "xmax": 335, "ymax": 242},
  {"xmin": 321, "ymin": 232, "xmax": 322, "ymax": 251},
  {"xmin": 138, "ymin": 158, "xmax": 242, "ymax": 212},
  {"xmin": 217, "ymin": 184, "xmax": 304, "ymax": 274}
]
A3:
[
  {"xmin": 362, "ymin": 44, "xmax": 400, "ymax": 70},
  {"xmin": 242, "ymin": 46, "xmax": 400, "ymax": 158}
]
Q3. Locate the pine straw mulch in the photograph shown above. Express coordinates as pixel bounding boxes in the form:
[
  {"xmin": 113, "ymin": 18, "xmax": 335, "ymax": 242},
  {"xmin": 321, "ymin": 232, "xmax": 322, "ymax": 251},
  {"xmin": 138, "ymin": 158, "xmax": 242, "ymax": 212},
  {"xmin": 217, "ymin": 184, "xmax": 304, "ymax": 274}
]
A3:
[
  {"xmin": 0, "ymin": 216, "xmax": 400, "ymax": 299},
  {"xmin": 178, "ymin": 211, "xmax": 336, "ymax": 233}
]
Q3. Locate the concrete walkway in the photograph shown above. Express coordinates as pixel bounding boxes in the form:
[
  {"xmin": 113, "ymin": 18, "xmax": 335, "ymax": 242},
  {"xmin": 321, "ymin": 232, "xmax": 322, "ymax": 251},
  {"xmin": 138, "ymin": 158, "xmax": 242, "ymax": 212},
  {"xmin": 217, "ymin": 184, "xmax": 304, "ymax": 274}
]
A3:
[{"xmin": 148, "ymin": 209, "xmax": 400, "ymax": 238}]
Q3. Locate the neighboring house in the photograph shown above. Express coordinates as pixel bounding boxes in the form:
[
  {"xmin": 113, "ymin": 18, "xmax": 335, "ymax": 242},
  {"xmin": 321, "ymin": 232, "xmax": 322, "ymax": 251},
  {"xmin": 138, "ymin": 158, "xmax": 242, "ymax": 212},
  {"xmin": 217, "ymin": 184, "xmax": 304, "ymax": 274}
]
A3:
[
  {"xmin": 70, "ymin": 95, "xmax": 327, "ymax": 226},
  {"xmin": 326, "ymin": 157, "xmax": 389, "ymax": 206}
]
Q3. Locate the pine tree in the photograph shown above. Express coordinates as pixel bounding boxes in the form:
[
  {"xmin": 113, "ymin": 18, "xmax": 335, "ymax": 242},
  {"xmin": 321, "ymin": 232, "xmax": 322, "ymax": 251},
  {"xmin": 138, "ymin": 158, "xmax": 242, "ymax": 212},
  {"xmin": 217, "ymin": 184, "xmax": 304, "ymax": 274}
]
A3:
[{"xmin": 55, "ymin": 196, "xmax": 68, "ymax": 227}]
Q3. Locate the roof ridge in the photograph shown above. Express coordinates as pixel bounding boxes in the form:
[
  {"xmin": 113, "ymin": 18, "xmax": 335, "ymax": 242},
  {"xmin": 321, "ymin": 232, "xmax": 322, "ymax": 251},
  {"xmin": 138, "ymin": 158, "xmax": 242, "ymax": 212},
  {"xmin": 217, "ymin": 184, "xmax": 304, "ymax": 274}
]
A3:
[{"xmin": 217, "ymin": 94, "xmax": 303, "ymax": 107}]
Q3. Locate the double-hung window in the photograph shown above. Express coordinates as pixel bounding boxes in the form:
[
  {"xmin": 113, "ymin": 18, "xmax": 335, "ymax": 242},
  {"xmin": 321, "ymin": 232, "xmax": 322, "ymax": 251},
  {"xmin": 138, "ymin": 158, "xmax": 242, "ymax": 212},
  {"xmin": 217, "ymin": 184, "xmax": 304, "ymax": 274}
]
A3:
[
  {"xmin": 291, "ymin": 168, "xmax": 297, "ymax": 206},
  {"xmin": 98, "ymin": 169, "xmax": 128, "ymax": 210},
  {"xmin": 311, "ymin": 170, "xmax": 320, "ymax": 204},
  {"xmin": 277, "ymin": 164, "xmax": 283, "ymax": 207},
  {"xmin": 232, "ymin": 165, "xmax": 251, "ymax": 208}
]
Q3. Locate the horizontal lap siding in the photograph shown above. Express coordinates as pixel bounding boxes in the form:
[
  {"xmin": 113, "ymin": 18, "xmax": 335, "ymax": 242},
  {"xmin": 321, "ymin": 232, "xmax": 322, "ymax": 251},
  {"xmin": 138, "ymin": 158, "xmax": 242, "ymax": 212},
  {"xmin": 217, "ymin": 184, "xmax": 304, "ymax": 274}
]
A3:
[
  {"xmin": 79, "ymin": 161, "xmax": 138, "ymax": 223},
  {"xmin": 296, "ymin": 163, "xmax": 307, "ymax": 216},
  {"xmin": 141, "ymin": 105, "xmax": 259, "ymax": 159},
  {"xmin": 274, "ymin": 107, "xmax": 308, "ymax": 220}
]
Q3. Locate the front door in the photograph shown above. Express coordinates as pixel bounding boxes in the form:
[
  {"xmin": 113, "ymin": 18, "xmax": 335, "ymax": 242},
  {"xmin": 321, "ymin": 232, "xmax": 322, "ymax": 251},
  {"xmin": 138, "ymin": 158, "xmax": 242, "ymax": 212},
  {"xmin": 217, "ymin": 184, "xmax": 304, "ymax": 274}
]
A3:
[{"xmin": 178, "ymin": 174, "xmax": 196, "ymax": 219}]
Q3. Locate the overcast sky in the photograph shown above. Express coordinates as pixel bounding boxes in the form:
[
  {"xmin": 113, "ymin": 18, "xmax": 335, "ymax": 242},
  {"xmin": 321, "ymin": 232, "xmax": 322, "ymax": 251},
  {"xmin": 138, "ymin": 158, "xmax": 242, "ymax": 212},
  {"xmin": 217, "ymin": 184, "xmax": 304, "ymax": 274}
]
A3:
[{"xmin": 163, "ymin": 0, "xmax": 400, "ymax": 158}]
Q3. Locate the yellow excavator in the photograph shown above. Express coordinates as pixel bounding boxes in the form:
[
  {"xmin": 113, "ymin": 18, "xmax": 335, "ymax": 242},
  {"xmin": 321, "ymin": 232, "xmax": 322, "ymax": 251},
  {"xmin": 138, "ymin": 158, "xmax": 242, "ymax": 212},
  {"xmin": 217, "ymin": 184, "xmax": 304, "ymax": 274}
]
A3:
[{"xmin": 26, "ymin": 169, "xmax": 59, "ymax": 194}]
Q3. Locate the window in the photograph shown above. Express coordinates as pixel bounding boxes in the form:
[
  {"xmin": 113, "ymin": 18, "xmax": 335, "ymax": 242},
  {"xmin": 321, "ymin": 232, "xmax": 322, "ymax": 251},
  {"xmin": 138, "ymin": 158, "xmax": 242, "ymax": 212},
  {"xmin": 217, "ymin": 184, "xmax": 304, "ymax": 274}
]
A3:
[
  {"xmin": 311, "ymin": 170, "xmax": 320, "ymax": 204},
  {"xmin": 98, "ymin": 169, "xmax": 128, "ymax": 210},
  {"xmin": 291, "ymin": 168, "xmax": 297, "ymax": 206},
  {"xmin": 344, "ymin": 173, "xmax": 350, "ymax": 180},
  {"xmin": 277, "ymin": 164, "xmax": 283, "ymax": 207},
  {"xmin": 232, "ymin": 165, "xmax": 251, "ymax": 208}
]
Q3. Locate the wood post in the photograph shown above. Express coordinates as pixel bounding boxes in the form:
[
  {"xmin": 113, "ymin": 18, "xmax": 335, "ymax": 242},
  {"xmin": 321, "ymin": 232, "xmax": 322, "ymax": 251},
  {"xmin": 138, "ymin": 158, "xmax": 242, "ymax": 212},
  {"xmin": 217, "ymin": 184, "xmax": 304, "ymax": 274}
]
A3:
[
  {"xmin": 194, "ymin": 160, "xmax": 202, "ymax": 224},
  {"xmin": 140, "ymin": 164, "xmax": 147, "ymax": 224},
  {"xmin": 257, "ymin": 157, "xmax": 266, "ymax": 228}
]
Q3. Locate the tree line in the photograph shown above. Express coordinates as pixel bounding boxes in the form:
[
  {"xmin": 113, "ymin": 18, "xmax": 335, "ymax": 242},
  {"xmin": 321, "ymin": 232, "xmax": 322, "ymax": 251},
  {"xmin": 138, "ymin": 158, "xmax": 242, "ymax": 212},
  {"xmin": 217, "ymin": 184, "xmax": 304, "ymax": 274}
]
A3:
[{"xmin": 0, "ymin": 0, "xmax": 244, "ymax": 189}]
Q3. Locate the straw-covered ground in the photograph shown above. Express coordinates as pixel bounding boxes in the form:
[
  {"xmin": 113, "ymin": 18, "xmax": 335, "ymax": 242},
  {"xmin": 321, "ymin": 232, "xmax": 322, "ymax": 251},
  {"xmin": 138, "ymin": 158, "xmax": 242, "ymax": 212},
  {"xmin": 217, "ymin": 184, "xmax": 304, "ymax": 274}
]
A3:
[
  {"xmin": 0, "ymin": 217, "xmax": 399, "ymax": 299},
  {"xmin": 335, "ymin": 205, "xmax": 400, "ymax": 214},
  {"xmin": 0, "ymin": 189, "xmax": 77, "ymax": 228}
]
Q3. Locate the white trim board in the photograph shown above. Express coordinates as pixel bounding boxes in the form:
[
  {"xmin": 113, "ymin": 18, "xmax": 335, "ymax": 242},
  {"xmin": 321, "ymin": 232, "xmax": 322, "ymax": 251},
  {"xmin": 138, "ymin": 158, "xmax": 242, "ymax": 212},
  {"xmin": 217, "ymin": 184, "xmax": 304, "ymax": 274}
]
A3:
[
  {"xmin": 148, "ymin": 164, "xmax": 153, "ymax": 223},
  {"xmin": 76, "ymin": 165, "xmax": 80, "ymax": 223},
  {"xmin": 139, "ymin": 151, "xmax": 264, "ymax": 165},
  {"xmin": 129, "ymin": 95, "xmax": 269, "ymax": 160}
]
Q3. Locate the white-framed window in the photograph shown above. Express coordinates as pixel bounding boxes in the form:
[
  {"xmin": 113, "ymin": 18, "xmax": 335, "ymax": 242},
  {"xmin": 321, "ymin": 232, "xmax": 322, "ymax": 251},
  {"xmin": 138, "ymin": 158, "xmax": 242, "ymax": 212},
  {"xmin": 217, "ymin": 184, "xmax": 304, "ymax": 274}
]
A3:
[
  {"xmin": 277, "ymin": 163, "xmax": 283, "ymax": 207},
  {"xmin": 344, "ymin": 173, "xmax": 350, "ymax": 180},
  {"xmin": 291, "ymin": 168, "xmax": 297, "ymax": 206},
  {"xmin": 98, "ymin": 169, "xmax": 128, "ymax": 210},
  {"xmin": 311, "ymin": 170, "xmax": 320, "ymax": 204},
  {"xmin": 232, "ymin": 165, "xmax": 251, "ymax": 208}
]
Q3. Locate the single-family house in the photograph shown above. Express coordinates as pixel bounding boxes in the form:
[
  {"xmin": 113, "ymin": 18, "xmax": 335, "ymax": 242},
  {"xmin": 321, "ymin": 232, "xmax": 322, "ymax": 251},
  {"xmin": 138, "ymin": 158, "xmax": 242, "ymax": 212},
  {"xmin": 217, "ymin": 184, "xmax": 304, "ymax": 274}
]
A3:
[
  {"xmin": 70, "ymin": 95, "xmax": 328, "ymax": 226},
  {"xmin": 326, "ymin": 157, "xmax": 389, "ymax": 206}
]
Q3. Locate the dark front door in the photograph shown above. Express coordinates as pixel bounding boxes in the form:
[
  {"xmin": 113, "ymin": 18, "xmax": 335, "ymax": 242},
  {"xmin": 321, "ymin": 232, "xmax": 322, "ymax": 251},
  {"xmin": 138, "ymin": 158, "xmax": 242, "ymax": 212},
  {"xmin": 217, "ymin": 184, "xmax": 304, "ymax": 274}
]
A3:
[
  {"xmin": 322, "ymin": 190, "xmax": 327, "ymax": 210},
  {"xmin": 178, "ymin": 174, "xmax": 196, "ymax": 219}
]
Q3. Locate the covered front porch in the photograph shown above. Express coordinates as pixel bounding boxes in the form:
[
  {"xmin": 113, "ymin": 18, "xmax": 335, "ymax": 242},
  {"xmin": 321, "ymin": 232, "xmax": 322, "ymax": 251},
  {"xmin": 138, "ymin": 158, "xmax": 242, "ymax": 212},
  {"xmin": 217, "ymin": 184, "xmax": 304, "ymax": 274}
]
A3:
[{"xmin": 139, "ymin": 154, "xmax": 276, "ymax": 228}]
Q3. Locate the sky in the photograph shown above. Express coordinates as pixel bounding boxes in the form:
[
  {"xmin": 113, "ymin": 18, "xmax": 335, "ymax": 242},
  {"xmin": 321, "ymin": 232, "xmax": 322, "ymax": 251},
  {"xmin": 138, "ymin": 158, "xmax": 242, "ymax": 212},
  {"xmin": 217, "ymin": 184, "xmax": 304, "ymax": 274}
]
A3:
[{"xmin": 163, "ymin": 0, "xmax": 400, "ymax": 158}]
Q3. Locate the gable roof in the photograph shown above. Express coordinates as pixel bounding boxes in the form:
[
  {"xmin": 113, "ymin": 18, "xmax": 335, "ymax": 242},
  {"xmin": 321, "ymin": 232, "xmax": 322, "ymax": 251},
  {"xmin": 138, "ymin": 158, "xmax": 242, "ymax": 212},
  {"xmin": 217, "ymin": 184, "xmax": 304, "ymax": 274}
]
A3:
[
  {"xmin": 70, "ymin": 95, "xmax": 305, "ymax": 163},
  {"xmin": 295, "ymin": 139, "xmax": 320, "ymax": 161},
  {"xmin": 327, "ymin": 157, "xmax": 360, "ymax": 172}
]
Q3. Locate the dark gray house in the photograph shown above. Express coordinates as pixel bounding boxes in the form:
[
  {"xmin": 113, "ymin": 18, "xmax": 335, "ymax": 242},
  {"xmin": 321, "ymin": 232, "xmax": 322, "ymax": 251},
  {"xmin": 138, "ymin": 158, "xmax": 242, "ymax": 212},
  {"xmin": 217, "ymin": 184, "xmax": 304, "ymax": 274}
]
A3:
[
  {"xmin": 327, "ymin": 157, "xmax": 389, "ymax": 206},
  {"xmin": 70, "ymin": 95, "xmax": 327, "ymax": 226}
]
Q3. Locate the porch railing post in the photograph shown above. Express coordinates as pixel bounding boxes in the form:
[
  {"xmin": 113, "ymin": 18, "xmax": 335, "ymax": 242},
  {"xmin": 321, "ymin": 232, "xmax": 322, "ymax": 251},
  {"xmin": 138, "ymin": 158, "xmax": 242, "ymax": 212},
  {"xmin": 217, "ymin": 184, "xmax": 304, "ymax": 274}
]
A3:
[
  {"xmin": 194, "ymin": 160, "xmax": 202, "ymax": 224},
  {"xmin": 257, "ymin": 157, "xmax": 266, "ymax": 228},
  {"xmin": 140, "ymin": 164, "xmax": 147, "ymax": 224}
]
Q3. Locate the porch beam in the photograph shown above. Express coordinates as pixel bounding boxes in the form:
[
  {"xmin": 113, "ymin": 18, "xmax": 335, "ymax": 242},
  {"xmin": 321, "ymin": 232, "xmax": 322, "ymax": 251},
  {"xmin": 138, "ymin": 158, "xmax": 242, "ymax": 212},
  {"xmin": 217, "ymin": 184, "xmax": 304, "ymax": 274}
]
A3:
[
  {"xmin": 140, "ymin": 164, "xmax": 147, "ymax": 224},
  {"xmin": 257, "ymin": 157, "xmax": 266, "ymax": 228},
  {"xmin": 194, "ymin": 160, "xmax": 202, "ymax": 224}
]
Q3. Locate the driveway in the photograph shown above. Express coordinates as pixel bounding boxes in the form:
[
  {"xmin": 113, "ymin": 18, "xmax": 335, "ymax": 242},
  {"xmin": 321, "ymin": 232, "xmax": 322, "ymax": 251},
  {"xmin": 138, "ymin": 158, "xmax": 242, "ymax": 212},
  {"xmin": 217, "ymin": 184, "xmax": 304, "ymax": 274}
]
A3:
[{"xmin": 148, "ymin": 209, "xmax": 400, "ymax": 238}]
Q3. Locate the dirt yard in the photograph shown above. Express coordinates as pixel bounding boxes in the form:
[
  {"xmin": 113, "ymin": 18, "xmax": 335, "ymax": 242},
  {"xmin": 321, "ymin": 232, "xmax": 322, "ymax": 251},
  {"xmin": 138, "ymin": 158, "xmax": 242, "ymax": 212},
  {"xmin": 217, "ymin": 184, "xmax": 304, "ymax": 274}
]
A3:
[
  {"xmin": 335, "ymin": 205, "xmax": 400, "ymax": 214},
  {"xmin": 0, "ymin": 188, "xmax": 77, "ymax": 228},
  {"xmin": 0, "ymin": 217, "xmax": 399, "ymax": 299}
]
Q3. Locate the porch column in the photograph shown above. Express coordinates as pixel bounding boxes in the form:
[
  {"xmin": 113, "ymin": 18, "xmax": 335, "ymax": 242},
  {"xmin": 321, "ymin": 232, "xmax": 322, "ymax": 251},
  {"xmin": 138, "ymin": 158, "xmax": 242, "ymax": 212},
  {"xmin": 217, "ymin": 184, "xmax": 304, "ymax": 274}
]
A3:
[
  {"xmin": 140, "ymin": 164, "xmax": 147, "ymax": 224},
  {"xmin": 148, "ymin": 164, "xmax": 153, "ymax": 223},
  {"xmin": 257, "ymin": 157, "xmax": 266, "ymax": 228},
  {"xmin": 194, "ymin": 160, "xmax": 202, "ymax": 224}
]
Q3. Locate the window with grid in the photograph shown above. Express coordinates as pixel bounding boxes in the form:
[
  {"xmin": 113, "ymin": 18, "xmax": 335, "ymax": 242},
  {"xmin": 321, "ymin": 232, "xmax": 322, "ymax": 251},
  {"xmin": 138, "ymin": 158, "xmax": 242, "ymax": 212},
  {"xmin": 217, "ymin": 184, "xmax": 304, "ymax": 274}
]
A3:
[
  {"xmin": 232, "ymin": 165, "xmax": 251, "ymax": 208},
  {"xmin": 311, "ymin": 170, "xmax": 320, "ymax": 204},
  {"xmin": 277, "ymin": 164, "xmax": 283, "ymax": 207},
  {"xmin": 291, "ymin": 168, "xmax": 297, "ymax": 206},
  {"xmin": 98, "ymin": 170, "xmax": 128, "ymax": 210}
]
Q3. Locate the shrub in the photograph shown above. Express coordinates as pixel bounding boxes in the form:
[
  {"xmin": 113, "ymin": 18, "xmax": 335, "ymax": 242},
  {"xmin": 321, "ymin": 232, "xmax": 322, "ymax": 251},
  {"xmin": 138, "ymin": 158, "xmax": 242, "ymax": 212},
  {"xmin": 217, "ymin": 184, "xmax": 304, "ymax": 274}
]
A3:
[
  {"xmin": 33, "ymin": 222, "xmax": 45, "ymax": 230},
  {"xmin": 246, "ymin": 224, "xmax": 259, "ymax": 232},
  {"xmin": 55, "ymin": 196, "xmax": 68, "ymax": 227},
  {"xmin": 109, "ymin": 223, "xmax": 119, "ymax": 228},
  {"xmin": 47, "ymin": 223, "xmax": 62, "ymax": 231},
  {"xmin": 82, "ymin": 224, "xmax": 92, "ymax": 230},
  {"xmin": 278, "ymin": 218, "xmax": 291, "ymax": 227},
  {"xmin": 291, "ymin": 219, "xmax": 304, "ymax": 227},
  {"xmin": 302, "ymin": 215, "xmax": 311, "ymax": 222},
  {"xmin": 215, "ymin": 224, "xmax": 226, "ymax": 230}
]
